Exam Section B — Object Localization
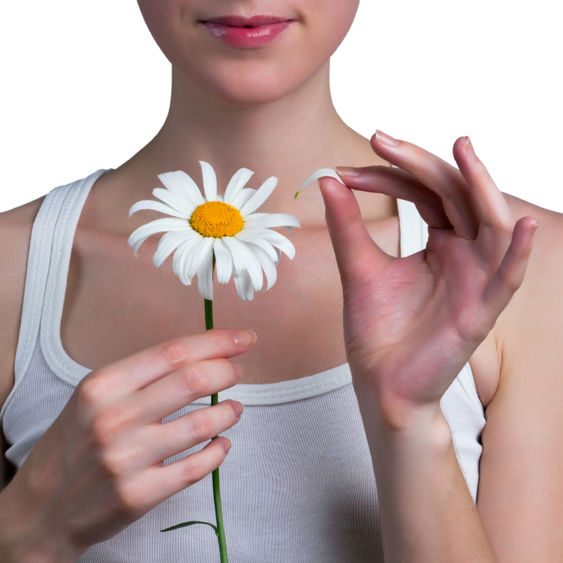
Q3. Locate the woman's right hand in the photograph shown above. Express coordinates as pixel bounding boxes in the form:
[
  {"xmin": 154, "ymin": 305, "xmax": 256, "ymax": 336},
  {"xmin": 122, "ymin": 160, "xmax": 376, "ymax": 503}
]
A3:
[{"xmin": 1, "ymin": 328, "xmax": 255, "ymax": 561}]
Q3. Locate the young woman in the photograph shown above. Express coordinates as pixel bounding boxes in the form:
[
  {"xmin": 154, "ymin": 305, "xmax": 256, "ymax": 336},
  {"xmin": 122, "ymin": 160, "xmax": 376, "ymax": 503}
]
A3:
[{"xmin": 1, "ymin": 1, "xmax": 562, "ymax": 561}]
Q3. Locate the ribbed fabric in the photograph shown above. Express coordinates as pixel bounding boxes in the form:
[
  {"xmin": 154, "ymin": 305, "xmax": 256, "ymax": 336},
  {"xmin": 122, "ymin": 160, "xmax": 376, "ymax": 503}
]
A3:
[{"xmin": 1, "ymin": 171, "xmax": 485, "ymax": 562}]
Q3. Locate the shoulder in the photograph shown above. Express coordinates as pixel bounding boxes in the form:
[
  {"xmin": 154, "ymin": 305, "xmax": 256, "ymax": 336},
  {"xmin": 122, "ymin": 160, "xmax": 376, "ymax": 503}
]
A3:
[
  {"xmin": 475, "ymin": 194, "xmax": 563, "ymax": 559},
  {"xmin": 0, "ymin": 197, "xmax": 46, "ymax": 410},
  {"xmin": 497, "ymin": 193, "xmax": 563, "ymax": 360}
]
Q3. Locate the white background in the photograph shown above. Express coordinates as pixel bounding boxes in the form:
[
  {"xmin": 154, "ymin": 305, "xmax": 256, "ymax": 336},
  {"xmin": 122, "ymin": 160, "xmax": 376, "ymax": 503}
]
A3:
[{"xmin": 1, "ymin": 1, "xmax": 561, "ymax": 213}]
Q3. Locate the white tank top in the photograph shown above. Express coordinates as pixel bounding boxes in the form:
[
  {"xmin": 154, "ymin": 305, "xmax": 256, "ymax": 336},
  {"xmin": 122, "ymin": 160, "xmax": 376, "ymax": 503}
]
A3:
[{"xmin": 0, "ymin": 170, "xmax": 486, "ymax": 562}]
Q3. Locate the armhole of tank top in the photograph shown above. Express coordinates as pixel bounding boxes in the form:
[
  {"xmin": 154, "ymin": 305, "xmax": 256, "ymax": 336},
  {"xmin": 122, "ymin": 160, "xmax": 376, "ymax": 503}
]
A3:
[{"xmin": 0, "ymin": 185, "xmax": 71, "ymax": 423}]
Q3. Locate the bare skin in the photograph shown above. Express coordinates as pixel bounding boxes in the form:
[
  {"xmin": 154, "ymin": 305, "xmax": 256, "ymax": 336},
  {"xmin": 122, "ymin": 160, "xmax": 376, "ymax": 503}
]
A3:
[{"xmin": 1, "ymin": 0, "xmax": 562, "ymax": 560}]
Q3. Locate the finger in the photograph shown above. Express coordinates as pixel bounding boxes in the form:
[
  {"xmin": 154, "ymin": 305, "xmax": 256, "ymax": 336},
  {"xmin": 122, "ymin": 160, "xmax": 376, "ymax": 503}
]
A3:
[
  {"xmin": 319, "ymin": 177, "xmax": 390, "ymax": 286},
  {"xmin": 119, "ymin": 400, "xmax": 242, "ymax": 472},
  {"xmin": 335, "ymin": 165, "xmax": 451, "ymax": 229},
  {"xmin": 129, "ymin": 359, "xmax": 240, "ymax": 424},
  {"xmin": 370, "ymin": 130, "xmax": 478, "ymax": 238},
  {"xmin": 85, "ymin": 329, "xmax": 257, "ymax": 396},
  {"xmin": 121, "ymin": 436, "xmax": 232, "ymax": 514},
  {"xmin": 453, "ymin": 136, "xmax": 513, "ymax": 229},
  {"xmin": 482, "ymin": 216, "xmax": 538, "ymax": 316}
]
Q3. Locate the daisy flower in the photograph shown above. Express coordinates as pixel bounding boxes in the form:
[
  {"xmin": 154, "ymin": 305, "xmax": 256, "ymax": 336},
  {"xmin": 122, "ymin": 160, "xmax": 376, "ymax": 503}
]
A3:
[{"xmin": 128, "ymin": 161, "xmax": 300, "ymax": 301}]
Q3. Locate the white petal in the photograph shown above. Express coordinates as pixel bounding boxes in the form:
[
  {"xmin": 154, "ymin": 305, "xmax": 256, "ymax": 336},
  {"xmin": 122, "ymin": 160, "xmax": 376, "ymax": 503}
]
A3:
[
  {"xmin": 253, "ymin": 246, "xmax": 278, "ymax": 291},
  {"xmin": 188, "ymin": 237, "xmax": 214, "ymax": 280},
  {"xmin": 260, "ymin": 230, "xmax": 296, "ymax": 259},
  {"xmin": 128, "ymin": 218, "xmax": 189, "ymax": 256},
  {"xmin": 222, "ymin": 237, "xmax": 263, "ymax": 292},
  {"xmin": 153, "ymin": 231, "xmax": 192, "ymax": 268},
  {"xmin": 197, "ymin": 251, "xmax": 214, "ymax": 301},
  {"xmin": 152, "ymin": 187, "xmax": 195, "ymax": 216},
  {"xmin": 234, "ymin": 230, "xmax": 278, "ymax": 262},
  {"xmin": 173, "ymin": 237, "xmax": 200, "ymax": 286},
  {"xmin": 199, "ymin": 161, "xmax": 218, "ymax": 202},
  {"xmin": 213, "ymin": 238, "xmax": 233, "ymax": 284},
  {"xmin": 294, "ymin": 168, "xmax": 344, "ymax": 198},
  {"xmin": 243, "ymin": 213, "xmax": 301, "ymax": 229},
  {"xmin": 234, "ymin": 270, "xmax": 255, "ymax": 301},
  {"xmin": 128, "ymin": 199, "xmax": 187, "ymax": 219},
  {"xmin": 239, "ymin": 175, "xmax": 278, "ymax": 215},
  {"xmin": 229, "ymin": 187, "xmax": 256, "ymax": 209},
  {"xmin": 223, "ymin": 167, "xmax": 254, "ymax": 204},
  {"xmin": 158, "ymin": 171, "xmax": 205, "ymax": 207}
]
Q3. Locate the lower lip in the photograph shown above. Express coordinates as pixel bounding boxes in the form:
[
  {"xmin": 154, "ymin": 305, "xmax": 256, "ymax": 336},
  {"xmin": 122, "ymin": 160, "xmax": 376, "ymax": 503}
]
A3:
[{"xmin": 201, "ymin": 21, "xmax": 292, "ymax": 48}]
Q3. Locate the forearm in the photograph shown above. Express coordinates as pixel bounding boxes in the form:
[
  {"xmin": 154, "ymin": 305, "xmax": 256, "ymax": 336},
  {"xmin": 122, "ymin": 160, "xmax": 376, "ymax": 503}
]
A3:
[
  {"xmin": 0, "ymin": 479, "xmax": 78, "ymax": 563},
  {"xmin": 360, "ymin": 401, "xmax": 496, "ymax": 563}
]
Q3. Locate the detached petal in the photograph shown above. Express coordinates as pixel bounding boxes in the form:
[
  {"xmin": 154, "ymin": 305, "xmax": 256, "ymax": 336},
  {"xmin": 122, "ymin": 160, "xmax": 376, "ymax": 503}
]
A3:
[
  {"xmin": 223, "ymin": 167, "xmax": 254, "ymax": 204},
  {"xmin": 239, "ymin": 175, "xmax": 278, "ymax": 215},
  {"xmin": 294, "ymin": 168, "xmax": 344, "ymax": 198},
  {"xmin": 199, "ymin": 161, "xmax": 218, "ymax": 202}
]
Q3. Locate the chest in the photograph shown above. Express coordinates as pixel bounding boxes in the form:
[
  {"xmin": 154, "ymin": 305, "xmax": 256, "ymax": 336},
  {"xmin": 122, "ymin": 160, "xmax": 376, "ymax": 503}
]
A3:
[{"xmin": 61, "ymin": 227, "xmax": 352, "ymax": 383}]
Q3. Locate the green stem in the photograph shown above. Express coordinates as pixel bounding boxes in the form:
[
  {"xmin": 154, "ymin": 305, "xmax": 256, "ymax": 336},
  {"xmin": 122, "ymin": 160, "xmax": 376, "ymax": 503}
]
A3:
[{"xmin": 204, "ymin": 298, "xmax": 229, "ymax": 563}]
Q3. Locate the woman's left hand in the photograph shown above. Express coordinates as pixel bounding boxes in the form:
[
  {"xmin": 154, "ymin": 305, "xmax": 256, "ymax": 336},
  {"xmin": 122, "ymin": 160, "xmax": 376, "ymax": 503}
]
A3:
[{"xmin": 320, "ymin": 132, "xmax": 538, "ymax": 429}]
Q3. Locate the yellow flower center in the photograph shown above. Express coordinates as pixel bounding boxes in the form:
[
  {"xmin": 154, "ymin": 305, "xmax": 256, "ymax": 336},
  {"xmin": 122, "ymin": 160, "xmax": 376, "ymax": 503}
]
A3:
[{"xmin": 189, "ymin": 201, "xmax": 244, "ymax": 238}]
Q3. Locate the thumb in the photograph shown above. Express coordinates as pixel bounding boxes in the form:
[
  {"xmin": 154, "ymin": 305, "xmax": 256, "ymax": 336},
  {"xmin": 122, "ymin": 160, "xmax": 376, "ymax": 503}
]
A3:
[{"xmin": 320, "ymin": 177, "xmax": 389, "ymax": 287}]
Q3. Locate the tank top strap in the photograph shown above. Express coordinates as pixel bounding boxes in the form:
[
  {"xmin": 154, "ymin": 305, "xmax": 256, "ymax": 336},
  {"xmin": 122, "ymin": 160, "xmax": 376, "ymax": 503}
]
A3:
[
  {"xmin": 13, "ymin": 170, "xmax": 107, "ymax": 387},
  {"xmin": 397, "ymin": 197, "xmax": 428, "ymax": 256}
]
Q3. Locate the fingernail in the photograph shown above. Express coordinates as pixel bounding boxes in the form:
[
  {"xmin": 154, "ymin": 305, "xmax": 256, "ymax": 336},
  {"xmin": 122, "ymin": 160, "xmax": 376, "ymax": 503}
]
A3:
[
  {"xmin": 233, "ymin": 330, "xmax": 257, "ymax": 346},
  {"xmin": 231, "ymin": 401, "xmax": 244, "ymax": 417},
  {"xmin": 374, "ymin": 130, "xmax": 400, "ymax": 147},
  {"xmin": 335, "ymin": 166, "xmax": 361, "ymax": 178},
  {"xmin": 220, "ymin": 437, "xmax": 232, "ymax": 454}
]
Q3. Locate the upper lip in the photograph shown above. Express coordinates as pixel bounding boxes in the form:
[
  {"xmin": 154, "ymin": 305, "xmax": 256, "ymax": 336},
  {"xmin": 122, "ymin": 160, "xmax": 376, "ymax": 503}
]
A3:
[{"xmin": 200, "ymin": 15, "xmax": 292, "ymax": 27}]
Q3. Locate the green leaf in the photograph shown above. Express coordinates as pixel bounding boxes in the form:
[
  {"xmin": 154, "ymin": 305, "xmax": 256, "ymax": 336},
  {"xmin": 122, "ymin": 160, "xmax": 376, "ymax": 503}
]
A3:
[{"xmin": 160, "ymin": 520, "xmax": 218, "ymax": 535}]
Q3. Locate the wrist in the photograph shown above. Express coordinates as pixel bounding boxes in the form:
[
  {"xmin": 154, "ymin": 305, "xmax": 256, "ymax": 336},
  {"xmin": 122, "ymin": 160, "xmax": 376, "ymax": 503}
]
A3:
[{"xmin": 0, "ymin": 479, "xmax": 80, "ymax": 563}]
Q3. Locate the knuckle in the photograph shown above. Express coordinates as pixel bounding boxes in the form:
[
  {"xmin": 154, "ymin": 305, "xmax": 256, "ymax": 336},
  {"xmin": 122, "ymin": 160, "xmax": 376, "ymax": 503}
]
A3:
[
  {"xmin": 181, "ymin": 455, "xmax": 215, "ymax": 487},
  {"xmin": 178, "ymin": 363, "xmax": 207, "ymax": 396},
  {"xmin": 215, "ymin": 358, "xmax": 238, "ymax": 385},
  {"xmin": 187, "ymin": 410, "xmax": 213, "ymax": 438},
  {"xmin": 455, "ymin": 309, "xmax": 490, "ymax": 343},
  {"xmin": 114, "ymin": 481, "xmax": 143, "ymax": 516},
  {"xmin": 159, "ymin": 339, "xmax": 188, "ymax": 366},
  {"xmin": 497, "ymin": 268, "xmax": 521, "ymax": 293},
  {"xmin": 99, "ymin": 447, "xmax": 127, "ymax": 478},
  {"xmin": 77, "ymin": 374, "xmax": 112, "ymax": 408},
  {"xmin": 90, "ymin": 412, "xmax": 120, "ymax": 448}
]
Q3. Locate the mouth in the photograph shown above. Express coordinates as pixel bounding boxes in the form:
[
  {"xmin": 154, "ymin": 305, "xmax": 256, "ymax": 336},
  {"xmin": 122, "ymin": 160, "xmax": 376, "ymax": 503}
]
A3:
[
  {"xmin": 198, "ymin": 15, "xmax": 294, "ymax": 27},
  {"xmin": 197, "ymin": 15, "xmax": 295, "ymax": 48}
]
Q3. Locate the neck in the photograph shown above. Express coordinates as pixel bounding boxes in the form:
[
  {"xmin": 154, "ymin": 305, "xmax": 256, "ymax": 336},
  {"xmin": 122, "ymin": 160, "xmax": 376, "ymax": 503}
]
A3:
[{"xmin": 108, "ymin": 62, "xmax": 392, "ymax": 228}]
